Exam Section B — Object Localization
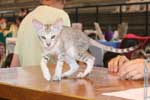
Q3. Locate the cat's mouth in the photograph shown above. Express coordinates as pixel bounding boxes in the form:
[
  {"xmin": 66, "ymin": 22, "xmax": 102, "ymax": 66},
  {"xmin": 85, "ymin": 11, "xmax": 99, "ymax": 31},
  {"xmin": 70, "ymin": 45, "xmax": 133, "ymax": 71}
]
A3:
[
  {"xmin": 44, "ymin": 44, "xmax": 55, "ymax": 50},
  {"xmin": 44, "ymin": 46, "xmax": 52, "ymax": 50}
]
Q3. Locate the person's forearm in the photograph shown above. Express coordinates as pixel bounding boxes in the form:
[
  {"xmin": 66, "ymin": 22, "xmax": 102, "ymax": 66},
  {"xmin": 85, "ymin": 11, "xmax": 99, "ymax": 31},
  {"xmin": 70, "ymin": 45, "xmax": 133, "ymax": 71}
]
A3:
[{"xmin": 10, "ymin": 54, "xmax": 21, "ymax": 67}]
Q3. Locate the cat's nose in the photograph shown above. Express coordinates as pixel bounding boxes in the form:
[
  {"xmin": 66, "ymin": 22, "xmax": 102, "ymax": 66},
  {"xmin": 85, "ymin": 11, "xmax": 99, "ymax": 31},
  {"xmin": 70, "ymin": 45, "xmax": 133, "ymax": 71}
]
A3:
[{"xmin": 47, "ymin": 43, "xmax": 51, "ymax": 46}]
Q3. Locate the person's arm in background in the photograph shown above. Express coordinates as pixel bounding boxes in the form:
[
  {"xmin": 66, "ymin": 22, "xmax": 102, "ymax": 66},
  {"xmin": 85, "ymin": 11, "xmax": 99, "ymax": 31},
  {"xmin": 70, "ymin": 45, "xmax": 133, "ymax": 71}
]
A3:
[
  {"xmin": 10, "ymin": 22, "xmax": 23, "ymax": 67},
  {"xmin": 11, "ymin": 54, "xmax": 20, "ymax": 67}
]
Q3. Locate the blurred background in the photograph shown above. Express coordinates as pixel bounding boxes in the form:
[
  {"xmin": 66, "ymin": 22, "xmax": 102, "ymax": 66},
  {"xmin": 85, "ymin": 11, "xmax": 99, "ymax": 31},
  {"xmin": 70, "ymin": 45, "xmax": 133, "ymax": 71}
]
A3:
[{"xmin": 0, "ymin": 0, "xmax": 150, "ymax": 36}]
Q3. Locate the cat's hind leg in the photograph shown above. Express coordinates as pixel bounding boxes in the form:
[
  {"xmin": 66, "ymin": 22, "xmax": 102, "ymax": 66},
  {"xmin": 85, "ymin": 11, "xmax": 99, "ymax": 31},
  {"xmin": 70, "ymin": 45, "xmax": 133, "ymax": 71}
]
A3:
[
  {"xmin": 61, "ymin": 56, "xmax": 79, "ymax": 78},
  {"xmin": 77, "ymin": 52, "xmax": 95, "ymax": 78}
]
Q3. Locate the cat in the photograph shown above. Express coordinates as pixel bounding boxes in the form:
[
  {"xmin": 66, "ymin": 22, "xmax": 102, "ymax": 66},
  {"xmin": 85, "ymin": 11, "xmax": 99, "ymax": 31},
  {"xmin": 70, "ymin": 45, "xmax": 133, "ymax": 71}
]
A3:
[{"xmin": 32, "ymin": 19, "xmax": 139, "ymax": 81}]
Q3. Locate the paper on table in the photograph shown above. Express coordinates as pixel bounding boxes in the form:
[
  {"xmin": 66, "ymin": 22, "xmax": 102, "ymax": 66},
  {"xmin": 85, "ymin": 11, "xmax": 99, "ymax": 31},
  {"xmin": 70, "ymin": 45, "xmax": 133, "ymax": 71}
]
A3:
[{"xmin": 102, "ymin": 87, "xmax": 150, "ymax": 100}]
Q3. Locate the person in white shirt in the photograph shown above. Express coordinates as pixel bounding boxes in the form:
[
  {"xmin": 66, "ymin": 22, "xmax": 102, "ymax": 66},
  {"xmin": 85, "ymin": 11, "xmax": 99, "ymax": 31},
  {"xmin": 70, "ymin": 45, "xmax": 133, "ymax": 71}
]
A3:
[{"xmin": 11, "ymin": 0, "xmax": 70, "ymax": 67}]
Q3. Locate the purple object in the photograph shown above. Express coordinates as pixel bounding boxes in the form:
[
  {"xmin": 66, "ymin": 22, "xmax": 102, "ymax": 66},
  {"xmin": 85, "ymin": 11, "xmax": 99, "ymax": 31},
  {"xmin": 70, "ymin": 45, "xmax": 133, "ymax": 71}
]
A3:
[{"xmin": 104, "ymin": 31, "xmax": 114, "ymax": 41}]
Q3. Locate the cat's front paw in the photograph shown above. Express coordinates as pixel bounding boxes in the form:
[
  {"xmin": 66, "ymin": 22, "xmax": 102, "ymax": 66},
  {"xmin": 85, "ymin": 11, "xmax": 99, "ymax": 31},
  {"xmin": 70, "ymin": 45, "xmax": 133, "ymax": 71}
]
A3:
[
  {"xmin": 53, "ymin": 75, "xmax": 61, "ymax": 81},
  {"xmin": 41, "ymin": 66, "xmax": 51, "ymax": 81},
  {"xmin": 43, "ymin": 71, "xmax": 51, "ymax": 81}
]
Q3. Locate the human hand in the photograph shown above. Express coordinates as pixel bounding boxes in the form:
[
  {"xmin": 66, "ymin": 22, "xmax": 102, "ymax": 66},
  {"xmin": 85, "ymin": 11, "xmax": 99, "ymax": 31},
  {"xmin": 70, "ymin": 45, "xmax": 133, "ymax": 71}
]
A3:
[
  {"xmin": 119, "ymin": 59, "xmax": 150, "ymax": 80},
  {"xmin": 108, "ymin": 55, "xmax": 129, "ymax": 73}
]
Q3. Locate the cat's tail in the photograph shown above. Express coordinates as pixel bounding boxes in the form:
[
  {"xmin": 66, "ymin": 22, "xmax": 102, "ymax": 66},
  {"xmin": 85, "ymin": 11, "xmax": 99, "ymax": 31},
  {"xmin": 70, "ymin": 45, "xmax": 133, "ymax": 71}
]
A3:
[{"xmin": 89, "ymin": 39, "xmax": 139, "ymax": 53}]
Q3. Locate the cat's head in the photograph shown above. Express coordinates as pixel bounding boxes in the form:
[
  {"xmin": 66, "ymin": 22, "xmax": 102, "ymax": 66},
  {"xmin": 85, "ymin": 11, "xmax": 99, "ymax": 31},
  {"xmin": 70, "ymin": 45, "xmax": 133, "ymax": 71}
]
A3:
[{"xmin": 32, "ymin": 19, "xmax": 63, "ymax": 49}]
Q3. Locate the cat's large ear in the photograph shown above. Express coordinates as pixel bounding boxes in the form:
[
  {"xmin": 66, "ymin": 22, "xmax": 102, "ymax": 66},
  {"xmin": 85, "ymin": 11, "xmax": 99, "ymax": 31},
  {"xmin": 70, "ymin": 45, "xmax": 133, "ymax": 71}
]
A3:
[
  {"xmin": 52, "ymin": 18, "xmax": 63, "ymax": 33},
  {"xmin": 32, "ymin": 19, "xmax": 44, "ymax": 34}
]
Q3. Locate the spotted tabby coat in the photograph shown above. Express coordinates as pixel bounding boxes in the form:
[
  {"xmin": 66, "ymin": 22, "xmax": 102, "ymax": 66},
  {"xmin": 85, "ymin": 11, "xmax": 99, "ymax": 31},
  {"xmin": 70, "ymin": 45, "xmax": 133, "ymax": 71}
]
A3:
[{"xmin": 32, "ymin": 19, "xmax": 138, "ymax": 81}]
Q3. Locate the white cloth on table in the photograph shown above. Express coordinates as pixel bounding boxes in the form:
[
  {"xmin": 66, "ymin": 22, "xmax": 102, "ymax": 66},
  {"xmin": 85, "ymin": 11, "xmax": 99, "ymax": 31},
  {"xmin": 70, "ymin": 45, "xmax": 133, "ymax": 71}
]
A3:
[{"xmin": 102, "ymin": 87, "xmax": 150, "ymax": 100}]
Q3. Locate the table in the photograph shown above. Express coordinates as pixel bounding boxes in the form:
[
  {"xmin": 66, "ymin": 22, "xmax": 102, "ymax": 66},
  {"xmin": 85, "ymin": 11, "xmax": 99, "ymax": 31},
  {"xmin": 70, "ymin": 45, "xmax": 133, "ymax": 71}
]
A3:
[{"xmin": 0, "ymin": 64, "xmax": 144, "ymax": 100}]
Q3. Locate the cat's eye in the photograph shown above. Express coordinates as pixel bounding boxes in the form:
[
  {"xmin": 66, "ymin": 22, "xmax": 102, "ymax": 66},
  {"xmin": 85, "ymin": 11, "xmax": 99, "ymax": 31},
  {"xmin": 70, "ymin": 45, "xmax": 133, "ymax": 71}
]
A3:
[
  {"xmin": 41, "ymin": 36, "xmax": 46, "ymax": 39},
  {"xmin": 51, "ymin": 35, "xmax": 55, "ymax": 39}
]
